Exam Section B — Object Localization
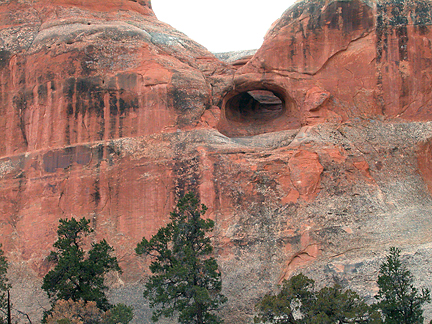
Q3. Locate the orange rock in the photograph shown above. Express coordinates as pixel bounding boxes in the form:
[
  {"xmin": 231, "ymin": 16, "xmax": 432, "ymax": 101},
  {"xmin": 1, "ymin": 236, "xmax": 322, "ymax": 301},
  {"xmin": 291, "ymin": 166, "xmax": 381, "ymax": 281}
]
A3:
[
  {"xmin": 288, "ymin": 150, "xmax": 323, "ymax": 200},
  {"xmin": 217, "ymin": 0, "xmax": 432, "ymax": 137},
  {"xmin": 0, "ymin": 0, "xmax": 227, "ymax": 156}
]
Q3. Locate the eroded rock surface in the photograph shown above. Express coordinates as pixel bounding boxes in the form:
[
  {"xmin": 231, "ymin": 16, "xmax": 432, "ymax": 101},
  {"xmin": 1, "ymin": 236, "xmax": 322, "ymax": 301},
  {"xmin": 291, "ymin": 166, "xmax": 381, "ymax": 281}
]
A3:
[
  {"xmin": 218, "ymin": 0, "xmax": 432, "ymax": 137},
  {"xmin": 2, "ymin": 0, "xmax": 432, "ymax": 323},
  {"xmin": 0, "ymin": 0, "xmax": 230, "ymax": 155}
]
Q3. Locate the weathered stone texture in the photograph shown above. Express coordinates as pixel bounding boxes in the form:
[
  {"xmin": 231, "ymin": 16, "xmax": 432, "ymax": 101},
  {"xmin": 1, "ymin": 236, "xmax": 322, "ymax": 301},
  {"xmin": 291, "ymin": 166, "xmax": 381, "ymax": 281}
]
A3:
[{"xmin": 0, "ymin": 0, "xmax": 229, "ymax": 156}]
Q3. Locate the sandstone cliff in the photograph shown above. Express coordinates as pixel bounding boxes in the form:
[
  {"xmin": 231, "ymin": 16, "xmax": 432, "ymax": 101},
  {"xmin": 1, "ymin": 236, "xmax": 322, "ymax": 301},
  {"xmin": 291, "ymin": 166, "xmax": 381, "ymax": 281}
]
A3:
[{"xmin": 1, "ymin": 0, "xmax": 432, "ymax": 323}]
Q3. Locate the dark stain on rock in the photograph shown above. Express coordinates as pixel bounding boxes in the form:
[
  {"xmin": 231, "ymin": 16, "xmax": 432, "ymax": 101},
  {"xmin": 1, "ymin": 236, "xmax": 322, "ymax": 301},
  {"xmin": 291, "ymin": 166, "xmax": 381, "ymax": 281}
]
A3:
[
  {"xmin": 76, "ymin": 77, "xmax": 105, "ymax": 117},
  {"xmin": 50, "ymin": 80, "xmax": 56, "ymax": 92},
  {"xmin": 302, "ymin": 0, "xmax": 373, "ymax": 35},
  {"xmin": 119, "ymin": 97, "xmax": 127, "ymax": 115},
  {"xmin": 42, "ymin": 146, "xmax": 92, "ymax": 173},
  {"xmin": 0, "ymin": 50, "xmax": 11, "ymax": 70},
  {"xmin": 322, "ymin": 0, "xmax": 374, "ymax": 35},
  {"xmin": 64, "ymin": 77, "xmax": 106, "ymax": 118},
  {"xmin": 396, "ymin": 26, "xmax": 408, "ymax": 61},
  {"xmin": 377, "ymin": 0, "xmax": 432, "ymax": 62},
  {"xmin": 95, "ymin": 144, "xmax": 104, "ymax": 162},
  {"xmin": 13, "ymin": 90, "xmax": 33, "ymax": 147},
  {"xmin": 66, "ymin": 103, "xmax": 74, "ymax": 116},
  {"xmin": 376, "ymin": 11, "xmax": 388, "ymax": 64},
  {"xmin": 38, "ymin": 84, "xmax": 48, "ymax": 105},
  {"xmin": 171, "ymin": 87, "xmax": 191, "ymax": 112},
  {"xmin": 117, "ymin": 73, "xmax": 137, "ymax": 90},
  {"xmin": 65, "ymin": 121, "xmax": 71, "ymax": 145},
  {"xmin": 109, "ymin": 92, "xmax": 118, "ymax": 138},
  {"xmin": 92, "ymin": 179, "xmax": 101, "ymax": 205},
  {"xmin": 119, "ymin": 94, "xmax": 138, "ymax": 115},
  {"xmin": 97, "ymin": 120, "xmax": 105, "ymax": 141},
  {"xmin": 118, "ymin": 117, "xmax": 123, "ymax": 138},
  {"xmin": 64, "ymin": 78, "xmax": 76, "ymax": 115},
  {"xmin": 109, "ymin": 92, "xmax": 118, "ymax": 116}
]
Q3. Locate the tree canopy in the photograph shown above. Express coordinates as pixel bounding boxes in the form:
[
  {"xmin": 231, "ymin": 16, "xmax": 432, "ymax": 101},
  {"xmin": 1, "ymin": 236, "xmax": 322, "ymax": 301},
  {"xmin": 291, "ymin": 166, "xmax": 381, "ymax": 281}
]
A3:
[
  {"xmin": 255, "ymin": 247, "xmax": 432, "ymax": 324},
  {"xmin": 375, "ymin": 247, "xmax": 431, "ymax": 324},
  {"xmin": 254, "ymin": 273, "xmax": 381, "ymax": 324},
  {"xmin": 42, "ymin": 217, "xmax": 121, "ymax": 312},
  {"xmin": 136, "ymin": 192, "xmax": 227, "ymax": 324}
]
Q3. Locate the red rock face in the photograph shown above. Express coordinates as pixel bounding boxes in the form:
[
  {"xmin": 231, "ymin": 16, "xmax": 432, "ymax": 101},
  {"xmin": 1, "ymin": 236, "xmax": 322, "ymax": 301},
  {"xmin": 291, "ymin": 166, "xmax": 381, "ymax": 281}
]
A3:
[
  {"xmin": 2, "ymin": 0, "xmax": 432, "ymax": 323},
  {"xmin": 218, "ymin": 0, "xmax": 432, "ymax": 136},
  {"xmin": 0, "ymin": 0, "xmax": 227, "ymax": 156}
]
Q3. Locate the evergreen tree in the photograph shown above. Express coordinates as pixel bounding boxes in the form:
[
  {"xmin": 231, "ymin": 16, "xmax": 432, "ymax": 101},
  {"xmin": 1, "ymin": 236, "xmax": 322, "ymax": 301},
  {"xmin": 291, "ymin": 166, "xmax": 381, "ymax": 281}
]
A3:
[
  {"xmin": 375, "ymin": 247, "xmax": 431, "ymax": 324},
  {"xmin": 102, "ymin": 303, "xmax": 134, "ymax": 324},
  {"xmin": 42, "ymin": 217, "xmax": 121, "ymax": 312},
  {"xmin": 309, "ymin": 284, "xmax": 381, "ymax": 324},
  {"xmin": 0, "ymin": 244, "xmax": 10, "ymax": 324},
  {"xmin": 136, "ymin": 192, "xmax": 227, "ymax": 324},
  {"xmin": 254, "ymin": 273, "xmax": 381, "ymax": 324},
  {"xmin": 254, "ymin": 273, "xmax": 314, "ymax": 324}
]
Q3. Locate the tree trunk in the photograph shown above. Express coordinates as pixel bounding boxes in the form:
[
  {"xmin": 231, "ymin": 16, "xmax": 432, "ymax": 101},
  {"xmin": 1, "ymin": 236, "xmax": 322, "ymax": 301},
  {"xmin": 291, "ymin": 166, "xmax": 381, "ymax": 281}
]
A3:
[
  {"xmin": 196, "ymin": 304, "xmax": 204, "ymax": 324},
  {"xmin": 7, "ymin": 290, "xmax": 11, "ymax": 324}
]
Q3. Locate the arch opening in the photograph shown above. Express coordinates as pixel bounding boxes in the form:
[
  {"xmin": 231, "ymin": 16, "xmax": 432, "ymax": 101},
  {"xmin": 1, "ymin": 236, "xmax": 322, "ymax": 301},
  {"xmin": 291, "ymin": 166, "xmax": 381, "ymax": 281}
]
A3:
[{"xmin": 225, "ymin": 90, "xmax": 285, "ymax": 123}]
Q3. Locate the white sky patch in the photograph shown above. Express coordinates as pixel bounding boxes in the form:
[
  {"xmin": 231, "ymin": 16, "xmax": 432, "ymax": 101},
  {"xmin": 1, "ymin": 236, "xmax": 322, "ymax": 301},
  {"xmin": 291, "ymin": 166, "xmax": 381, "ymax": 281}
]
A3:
[{"xmin": 151, "ymin": 1, "xmax": 297, "ymax": 53}]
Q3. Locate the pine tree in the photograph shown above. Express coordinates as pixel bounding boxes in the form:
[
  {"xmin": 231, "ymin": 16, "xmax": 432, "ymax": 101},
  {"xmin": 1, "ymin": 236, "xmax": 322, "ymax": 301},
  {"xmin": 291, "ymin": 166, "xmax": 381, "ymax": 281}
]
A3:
[
  {"xmin": 375, "ymin": 247, "xmax": 431, "ymax": 324},
  {"xmin": 42, "ymin": 217, "xmax": 121, "ymax": 313},
  {"xmin": 136, "ymin": 192, "xmax": 227, "ymax": 324}
]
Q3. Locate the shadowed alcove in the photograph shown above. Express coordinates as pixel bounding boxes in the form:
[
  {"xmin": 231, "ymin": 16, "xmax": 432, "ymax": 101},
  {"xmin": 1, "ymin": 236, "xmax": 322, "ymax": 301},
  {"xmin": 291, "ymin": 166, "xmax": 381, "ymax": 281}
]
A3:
[
  {"xmin": 225, "ymin": 90, "xmax": 285, "ymax": 122},
  {"xmin": 218, "ymin": 87, "xmax": 300, "ymax": 137}
]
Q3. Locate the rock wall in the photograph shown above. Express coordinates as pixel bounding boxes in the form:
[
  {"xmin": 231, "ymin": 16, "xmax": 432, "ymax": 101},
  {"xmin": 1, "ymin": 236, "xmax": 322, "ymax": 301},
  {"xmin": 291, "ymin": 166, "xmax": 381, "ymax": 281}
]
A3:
[
  {"xmin": 1, "ymin": 0, "xmax": 432, "ymax": 323},
  {"xmin": 0, "ymin": 0, "xmax": 228, "ymax": 155}
]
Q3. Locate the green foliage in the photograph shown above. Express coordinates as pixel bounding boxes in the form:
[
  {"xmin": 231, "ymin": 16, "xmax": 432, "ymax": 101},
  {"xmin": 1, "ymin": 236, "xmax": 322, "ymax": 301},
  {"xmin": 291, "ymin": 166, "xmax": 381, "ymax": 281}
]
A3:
[
  {"xmin": 102, "ymin": 303, "xmax": 134, "ymax": 324},
  {"xmin": 42, "ymin": 217, "xmax": 121, "ymax": 313},
  {"xmin": 254, "ymin": 274, "xmax": 381, "ymax": 324},
  {"xmin": 309, "ymin": 284, "xmax": 382, "ymax": 324},
  {"xmin": 0, "ymin": 244, "xmax": 10, "ymax": 323},
  {"xmin": 254, "ymin": 273, "xmax": 314, "ymax": 324},
  {"xmin": 136, "ymin": 192, "xmax": 227, "ymax": 324},
  {"xmin": 375, "ymin": 247, "xmax": 431, "ymax": 324}
]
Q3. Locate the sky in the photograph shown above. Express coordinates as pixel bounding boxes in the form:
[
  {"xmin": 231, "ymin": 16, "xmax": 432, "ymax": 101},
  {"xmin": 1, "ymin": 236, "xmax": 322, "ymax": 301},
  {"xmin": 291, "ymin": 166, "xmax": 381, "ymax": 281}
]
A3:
[{"xmin": 151, "ymin": 1, "xmax": 297, "ymax": 53}]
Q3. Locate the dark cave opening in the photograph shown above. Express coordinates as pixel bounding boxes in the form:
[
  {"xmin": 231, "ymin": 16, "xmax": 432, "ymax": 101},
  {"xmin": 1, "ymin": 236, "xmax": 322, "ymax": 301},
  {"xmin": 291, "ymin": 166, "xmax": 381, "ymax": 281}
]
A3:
[{"xmin": 225, "ymin": 89, "xmax": 285, "ymax": 123}]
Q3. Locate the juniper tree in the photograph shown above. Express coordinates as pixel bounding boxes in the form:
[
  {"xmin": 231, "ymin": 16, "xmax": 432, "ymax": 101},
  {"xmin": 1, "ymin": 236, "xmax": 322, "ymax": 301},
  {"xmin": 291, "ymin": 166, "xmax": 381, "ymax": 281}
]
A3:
[{"xmin": 136, "ymin": 192, "xmax": 227, "ymax": 324}]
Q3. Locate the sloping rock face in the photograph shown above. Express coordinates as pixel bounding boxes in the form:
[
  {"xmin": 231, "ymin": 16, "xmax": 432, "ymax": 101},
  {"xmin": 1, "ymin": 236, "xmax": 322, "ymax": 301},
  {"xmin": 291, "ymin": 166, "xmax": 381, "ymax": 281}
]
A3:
[
  {"xmin": 0, "ymin": 0, "xmax": 227, "ymax": 155},
  {"xmin": 218, "ymin": 0, "xmax": 432, "ymax": 137},
  {"xmin": 2, "ymin": 0, "xmax": 432, "ymax": 323}
]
